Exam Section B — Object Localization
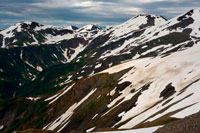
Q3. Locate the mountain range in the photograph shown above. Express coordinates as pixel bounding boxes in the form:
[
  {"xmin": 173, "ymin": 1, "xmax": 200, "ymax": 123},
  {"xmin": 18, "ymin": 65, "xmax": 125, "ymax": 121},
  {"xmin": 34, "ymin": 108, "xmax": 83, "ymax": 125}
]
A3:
[{"xmin": 0, "ymin": 8, "xmax": 200, "ymax": 133}]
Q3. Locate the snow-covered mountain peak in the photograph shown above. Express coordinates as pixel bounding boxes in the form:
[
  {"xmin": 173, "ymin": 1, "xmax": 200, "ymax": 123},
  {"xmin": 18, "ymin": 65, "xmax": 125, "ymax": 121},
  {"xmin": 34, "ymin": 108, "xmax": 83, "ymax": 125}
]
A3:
[
  {"xmin": 21, "ymin": 21, "xmax": 41, "ymax": 27},
  {"xmin": 99, "ymin": 14, "xmax": 167, "ymax": 49},
  {"xmin": 177, "ymin": 8, "xmax": 200, "ymax": 22},
  {"xmin": 127, "ymin": 14, "xmax": 166, "ymax": 26},
  {"xmin": 0, "ymin": 21, "xmax": 41, "ymax": 37},
  {"xmin": 110, "ymin": 14, "xmax": 167, "ymax": 36},
  {"xmin": 78, "ymin": 24, "xmax": 102, "ymax": 32},
  {"xmin": 0, "ymin": 22, "xmax": 25, "ymax": 38},
  {"xmin": 64, "ymin": 25, "xmax": 79, "ymax": 31}
]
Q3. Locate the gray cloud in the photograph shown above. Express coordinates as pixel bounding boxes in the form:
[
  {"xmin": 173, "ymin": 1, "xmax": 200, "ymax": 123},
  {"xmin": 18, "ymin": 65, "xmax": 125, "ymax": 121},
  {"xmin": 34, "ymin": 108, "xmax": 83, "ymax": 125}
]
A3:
[{"xmin": 0, "ymin": 0, "xmax": 200, "ymax": 29}]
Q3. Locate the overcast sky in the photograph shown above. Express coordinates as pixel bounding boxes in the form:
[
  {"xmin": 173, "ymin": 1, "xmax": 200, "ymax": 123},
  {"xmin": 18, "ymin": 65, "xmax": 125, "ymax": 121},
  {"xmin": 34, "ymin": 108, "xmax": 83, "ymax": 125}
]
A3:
[{"xmin": 0, "ymin": 0, "xmax": 200, "ymax": 29}]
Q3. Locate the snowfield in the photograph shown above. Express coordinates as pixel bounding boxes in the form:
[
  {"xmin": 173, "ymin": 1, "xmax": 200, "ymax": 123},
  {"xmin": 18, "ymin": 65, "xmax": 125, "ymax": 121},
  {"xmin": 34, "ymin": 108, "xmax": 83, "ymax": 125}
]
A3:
[
  {"xmin": 96, "ymin": 126, "xmax": 162, "ymax": 133},
  {"xmin": 101, "ymin": 41, "xmax": 200, "ymax": 129}
]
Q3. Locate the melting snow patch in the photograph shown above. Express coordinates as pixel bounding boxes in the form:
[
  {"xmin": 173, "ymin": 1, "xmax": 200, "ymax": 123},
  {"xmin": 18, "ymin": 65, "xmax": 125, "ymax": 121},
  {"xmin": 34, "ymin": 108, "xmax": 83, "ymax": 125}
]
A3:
[
  {"xmin": 92, "ymin": 114, "xmax": 98, "ymax": 119},
  {"xmin": 91, "ymin": 52, "xmax": 97, "ymax": 57},
  {"xmin": 77, "ymin": 76, "xmax": 83, "ymax": 79},
  {"xmin": 109, "ymin": 63, "xmax": 113, "ymax": 67},
  {"xmin": 67, "ymin": 44, "xmax": 87, "ymax": 62},
  {"xmin": 86, "ymin": 126, "xmax": 95, "ymax": 133},
  {"xmin": 26, "ymin": 97, "xmax": 41, "ymax": 101},
  {"xmin": 20, "ymin": 50, "xmax": 23, "ymax": 60},
  {"xmin": 89, "ymin": 71, "xmax": 95, "ymax": 76},
  {"xmin": 0, "ymin": 125, "xmax": 4, "ymax": 130},
  {"xmin": 53, "ymin": 54, "xmax": 58, "ymax": 59},
  {"xmin": 44, "ymin": 33, "xmax": 74, "ymax": 44},
  {"xmin": 97, "ymin": 126, "xmax": 162, "ymax": 133},
  {"xmin": 36, "ymin": 66, "xmax": 43, "ymax": 72},
  {"xmin": 44, "ymin": 88, "xmax": 97, "ymax": 132},
  {"xmin": 110, "ymin": 88, "xmax": 116, "ymax": 96},
  {"xmin": 45, "ymin": 84, "xmax": 75, "ymax": 105},
  {"xmin": 25, "ymin": 61, "xmax": 35, "ymax": 68},
  {"xmin": 95, "ymin": 63, "xmax": 102, "ymax": 69}
]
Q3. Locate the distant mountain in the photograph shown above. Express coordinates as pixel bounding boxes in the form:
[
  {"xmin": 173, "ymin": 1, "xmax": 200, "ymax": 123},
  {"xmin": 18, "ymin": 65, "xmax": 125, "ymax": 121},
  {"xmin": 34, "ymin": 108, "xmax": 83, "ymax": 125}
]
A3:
[
  {"xmin": 0, "ymin": 8, "xmax": 200, "ymax": 133},
  {"xmin": 0, "ymin": 21, "xmax": 102, "ymax": 48},
  {"xmin": 0, "ymin": 22, "xmax": 103, "ymax": 98}
]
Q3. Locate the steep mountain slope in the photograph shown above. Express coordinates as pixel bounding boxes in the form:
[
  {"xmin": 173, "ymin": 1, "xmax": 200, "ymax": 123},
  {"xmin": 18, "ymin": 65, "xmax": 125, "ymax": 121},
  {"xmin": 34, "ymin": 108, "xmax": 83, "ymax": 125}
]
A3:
[
  {"xmin": 0, "ymin": 8, "xmax": 200, "ymax": 133},
  {"xmin": 40, "ymin": 42, "xmax": 200, "ymax": 132},
  {"xmin": 37, "ymin": 8, "xmax": 199, "ymax": 100},
  {"xmin": 0, "ymin": 22, "xmax": 103, "ymax": 98},
  {"xmin": 14, "ymin": 14, "xmax": 168, "ymax": 97}
]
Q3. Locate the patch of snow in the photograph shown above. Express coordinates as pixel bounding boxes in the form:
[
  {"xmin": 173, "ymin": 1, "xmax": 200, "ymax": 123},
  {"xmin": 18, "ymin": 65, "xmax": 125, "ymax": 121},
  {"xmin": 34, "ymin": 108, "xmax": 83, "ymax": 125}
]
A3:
[
  {"xmin": 86, "ymin": 126, "xmax": 95, "ymax": 133},
  {"xmin": 92, "ymin": 114, "xmax": 98, "ymax": 119},
  {"xmin": 20, "ymin": 50, "xmax": 23, "ymax": 60},
  {"xmin": 0, "ymin": 125, "xmax": 4, "ymax": 130},
  {"xmin": 34, "ymin": 24, "xmax": 56, "ymax": 31},
  {"xmin": 26, "ymin": 97, "xmax": 41, "ymax": 101},
  {"xmin": 77, "ymin": 76, "xmax": 83, "ymax": 79},
  {"xmin": 81, "ymin": 70, "xmax": 85, "ymax": 73},
  {"xmin": 67, "ymin": 44, "xmax": 87, "ymax": 62},
  {"xmin": 12, "ymin": 39, "xmax": 17, "ymax": 43},
  {"xmin": 118, "ymin": 111, "xmax": 126, "ymax": 117},
  {"xmin": 31, "ymin": 34, "xmax": 39, "ymax": 45},
  {"xmin": 44, "ymin": 33, "xmax": 74, "ymax": 44},
  {"xmin": 141, "ymin": 45, "xmax": 148, "ymax": 49},
  {"xmin": 110, "ymin": 88, "xmax": 116, "ymax": 96},
  {"xmin": 63, "ymin": 48, "xmax": 68, "ymax": 61},
  {"xmin": 44, "ymin": 88, "xmax": 97, "ymax": 132},
  {"xmin": 109, "ymin": 63, "xmax": 113, "ymax": 67},
  {"xmin": 25, "ymin": 61, "xmax": 35, "ymax": 68},
  {"xmin": 76, "ymin": 59, "xmax": 80, "ymax": 62},
  {"xmin": 2, "ymin": 38, "xmax": 5, "ymax": 48},
  {"xmin": 91, "ymin": 52, "xmax": 97, "ymax": 57},
  {"xmin": 95, "ymin": 63, "xmax": 102, "ymax": 69},
  {"xmin": 89, "ymin": 71, "xmax": 95, "ymax": 77},
  {"xmin": 36, "ymin": 66, "xmax": 43, "ymax": 72},
  {"xmin": 53, "ymin": 53, "xmax": 58, "ymax": 59},
  {"xmin": 45, "ymin": 84, "xmax": 75, "ymax": 105},
  {"xmin": 97, "ymin": 126, "xmax": 162, "ymax": 133}
]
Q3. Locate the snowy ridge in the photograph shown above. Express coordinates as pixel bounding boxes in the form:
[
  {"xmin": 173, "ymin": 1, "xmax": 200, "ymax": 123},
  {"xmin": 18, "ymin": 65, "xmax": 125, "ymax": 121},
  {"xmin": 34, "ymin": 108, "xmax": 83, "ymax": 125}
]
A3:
[
  {"xmin": 77, "ymin": 24, "xmax": 102, "ymax": 33},
  {"xmin": 111, "ymin": 14, "xmax": 166, "ymax": 38},
  {"xmin": 0, "ymin": 21, "xmax": 103, "ymax": 48},
  {"xmin": 97, "ymin": 14, "xmax": 167, "ymax": 59},
  {"xmin": 98, "ymin": 9, "xmax": 200, "ymax": 60}
]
